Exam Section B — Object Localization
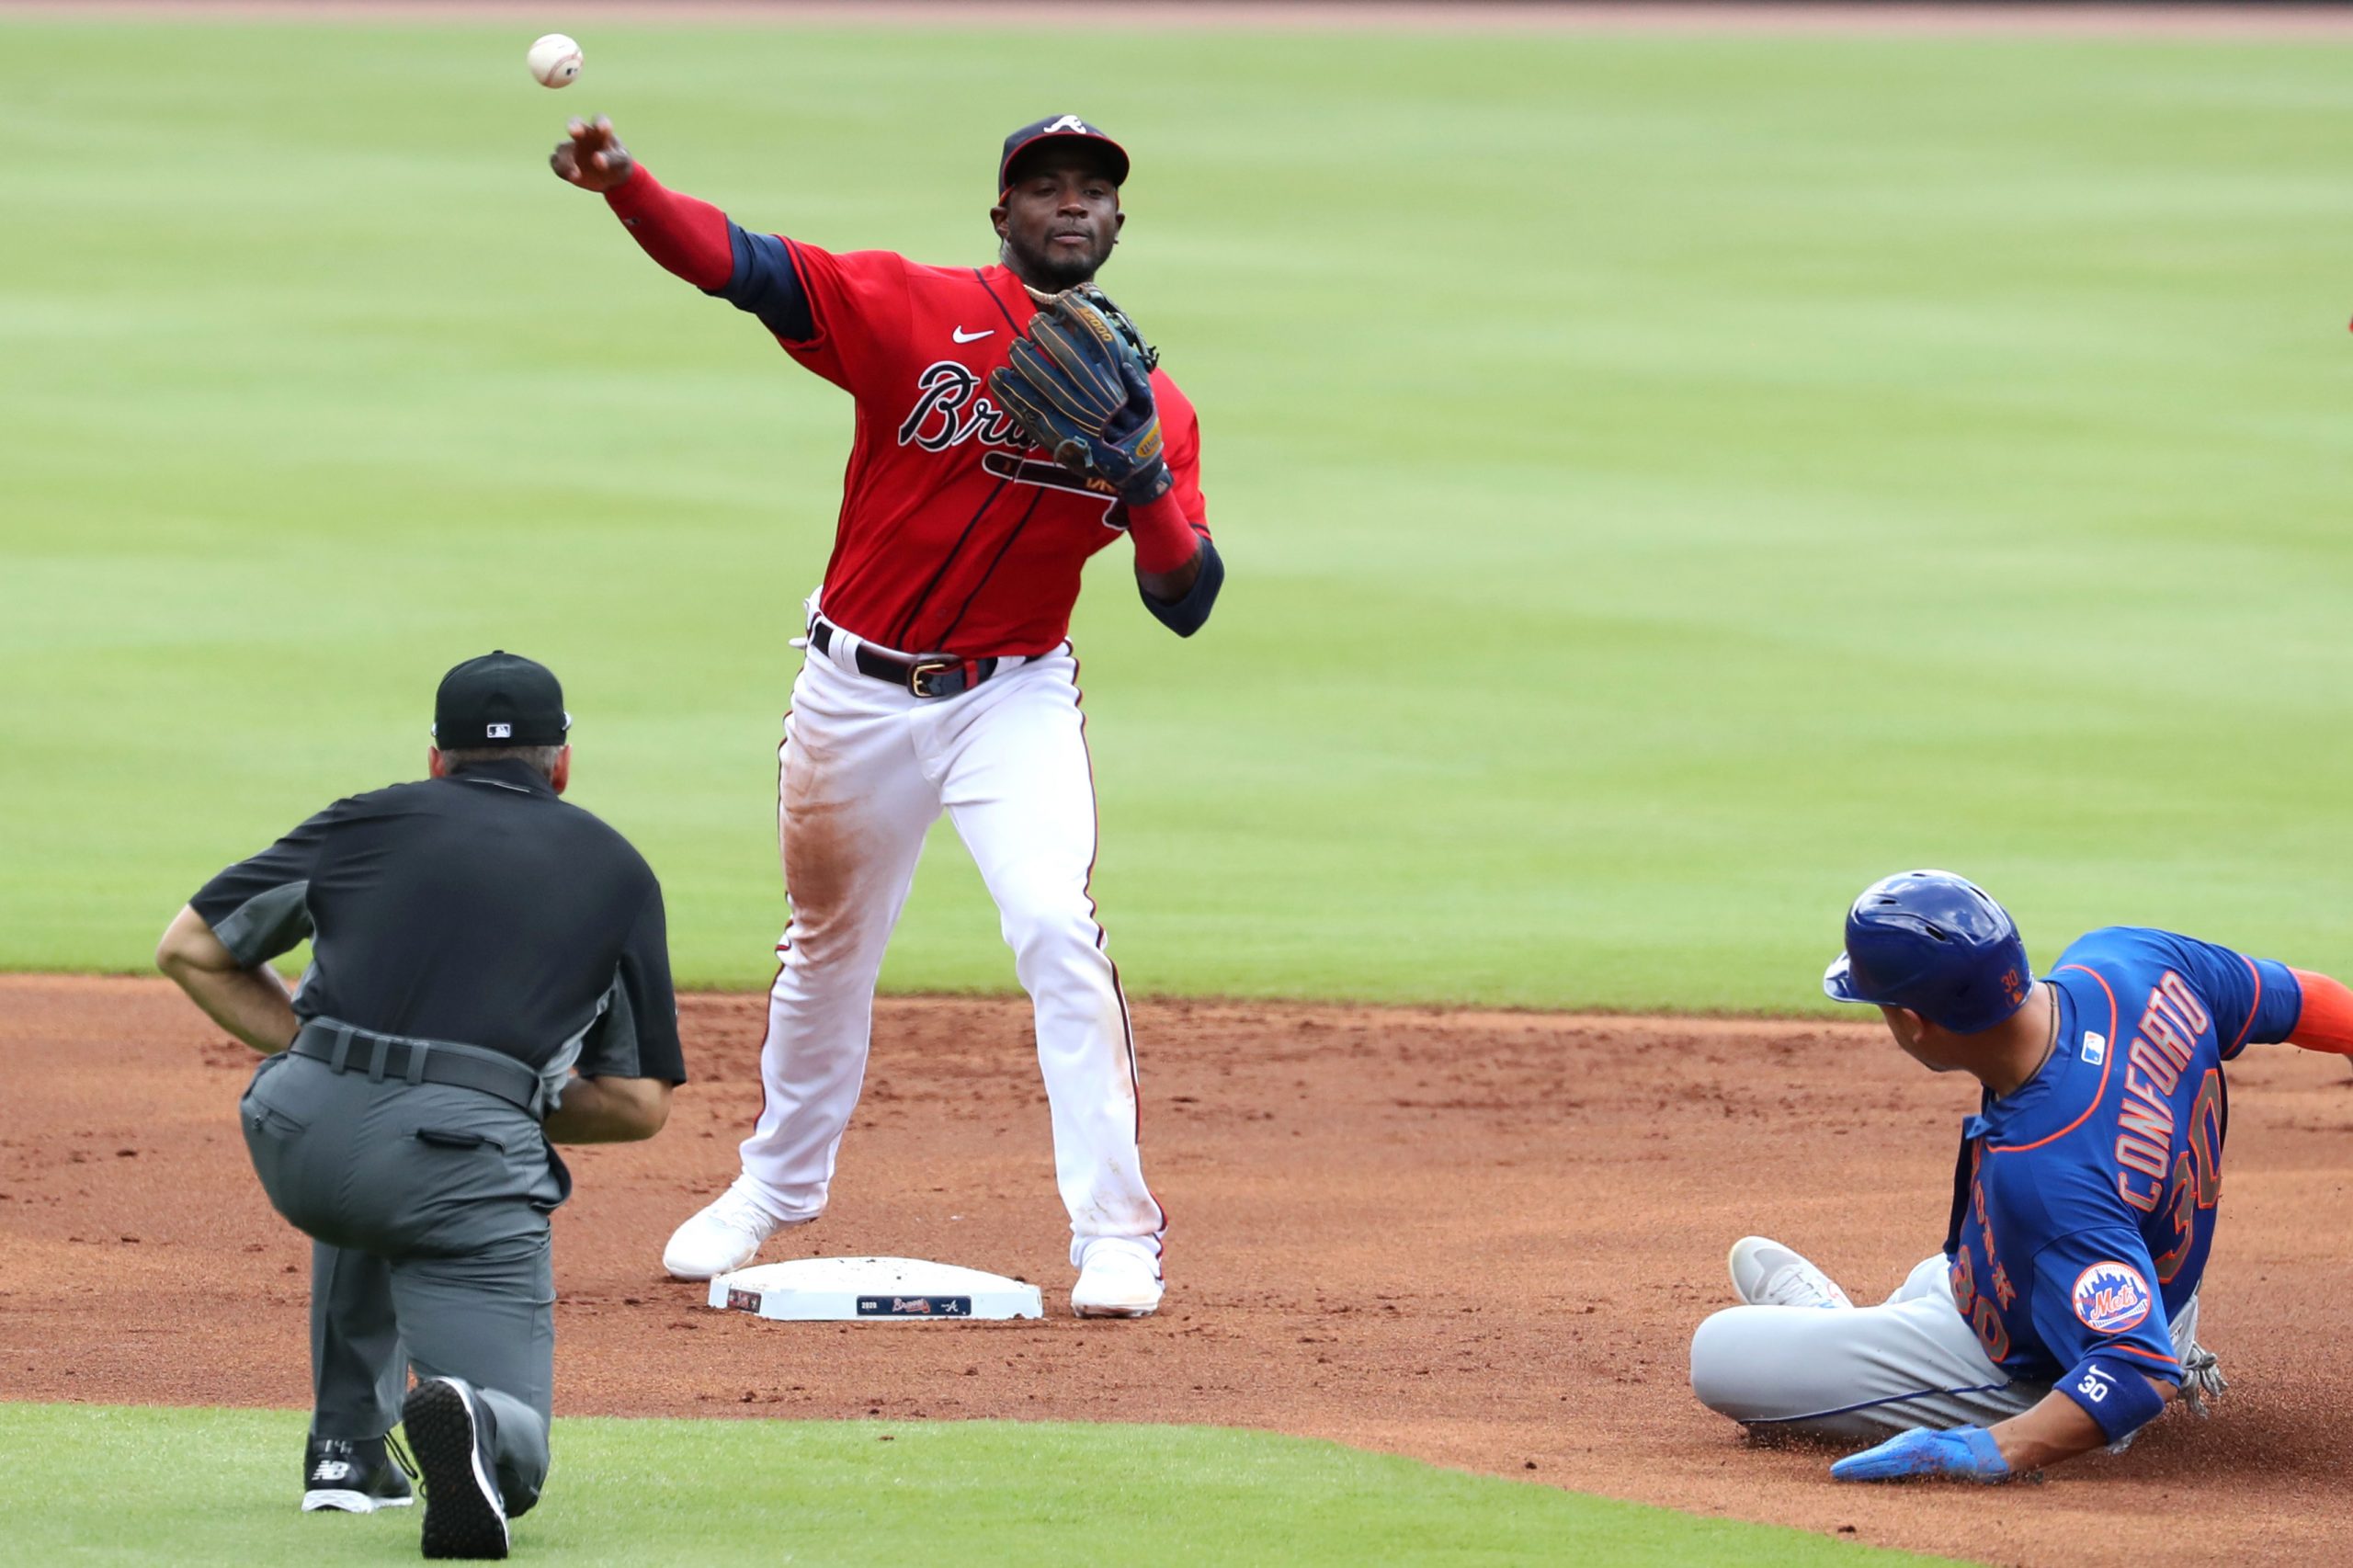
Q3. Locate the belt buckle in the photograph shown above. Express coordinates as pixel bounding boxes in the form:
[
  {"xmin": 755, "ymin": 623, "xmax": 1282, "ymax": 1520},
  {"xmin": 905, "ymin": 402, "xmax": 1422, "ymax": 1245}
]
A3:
[{"xmin": 908, "ymin": 658, "xmax": 956, "ymax": 699}]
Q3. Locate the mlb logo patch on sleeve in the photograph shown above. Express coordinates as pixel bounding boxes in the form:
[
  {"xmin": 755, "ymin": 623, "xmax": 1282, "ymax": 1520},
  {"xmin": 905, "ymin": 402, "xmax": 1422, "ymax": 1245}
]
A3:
[{"xmin": 2073, "ymin": 1260, "xmax": 2154, "ymax": 1334}]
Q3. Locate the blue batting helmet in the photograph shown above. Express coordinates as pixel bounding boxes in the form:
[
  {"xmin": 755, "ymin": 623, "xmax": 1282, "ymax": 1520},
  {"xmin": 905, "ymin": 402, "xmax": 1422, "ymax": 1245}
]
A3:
[{"xmin": 1823, "ymin": 870, "xmax": 2032, "ymax": 1034}]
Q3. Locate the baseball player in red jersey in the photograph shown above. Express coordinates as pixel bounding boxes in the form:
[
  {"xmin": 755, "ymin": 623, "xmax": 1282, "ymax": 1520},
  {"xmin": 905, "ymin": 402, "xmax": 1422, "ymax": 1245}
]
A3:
[{"xmin": 551, "ymin": 113, "xmax": 1217, "ymax": 1316}]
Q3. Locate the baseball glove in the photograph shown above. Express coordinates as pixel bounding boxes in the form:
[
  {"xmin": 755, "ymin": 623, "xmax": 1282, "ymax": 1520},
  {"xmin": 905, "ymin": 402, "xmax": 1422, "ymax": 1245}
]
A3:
[{"xmin": 988, "ymin": 288, "xmax": 1173, "ymax": 505}]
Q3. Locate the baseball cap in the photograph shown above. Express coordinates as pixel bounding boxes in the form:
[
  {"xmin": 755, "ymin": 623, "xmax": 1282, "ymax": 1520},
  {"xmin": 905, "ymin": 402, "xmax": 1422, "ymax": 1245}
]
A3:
[
  {"xmin": 432, "ymin": 651, "xmax": 570, "ymax": 748},
  {"xmin": 1823, "ymin": 869, "xmax": 2033, "ymax": 1035},
  {"xmin": 998, "ymin": 114, "xmax": 1129, "ymax": 195}
]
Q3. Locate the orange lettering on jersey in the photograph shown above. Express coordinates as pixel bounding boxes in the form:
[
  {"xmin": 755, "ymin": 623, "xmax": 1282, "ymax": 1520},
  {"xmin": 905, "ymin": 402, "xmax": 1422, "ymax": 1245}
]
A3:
[
  {"xmin": 1970, "ymin": 1179, "xmax": 2000, "ymax": 1272},
  {"xmin": 2187, "ymin": 1068, "xmax": 2224, "ymax": 1210},
  {"xmin": 2157, "ymin": 970, "xmax": 2211, "ymax": 1035},
  {"xmin": 1971, "ymin": 1296, "xmax": 2011, "ymax": 1360},
  {"xmin": 2119, "ymin": 1071, "xmax": 2175, "ymax": 1142},
  {"xmin": 2153, "ymin": 1152, "xmax": 2197, "ymax": 1284},
  {"xmin": 2119, "ymin": 1168, "xmax": 2163, "ymax": 1213},
  {"xmin": 2116, "ymin": 1130, "xmax": 2168, "ymax": 1183},
  {"xmin": 1991, "ymin": 1261, "xmax": 2017, "ymax": 1309},
  {"xmin": 2127, "ymin": 1039, "xmax": 2183, "ymax": 1098},
  {"xmin": 2138, "ymin": 994, "xmax": 2197, "ymax": 1074}
]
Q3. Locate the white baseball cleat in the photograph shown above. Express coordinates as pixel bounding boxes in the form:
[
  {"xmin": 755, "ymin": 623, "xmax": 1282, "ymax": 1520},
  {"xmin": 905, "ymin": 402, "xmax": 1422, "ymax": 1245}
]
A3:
[
  {"xmin": 1728, "ymin": 1235, "xmax": 1853, "ymax": 1310},
  {"xmin": 663, "ymin": 1175, "xmax": 791, "ymax": 1281},
  {"xmin": 1071, "ymin": 1238, "xmax": 1164, "ymax": 1319}
]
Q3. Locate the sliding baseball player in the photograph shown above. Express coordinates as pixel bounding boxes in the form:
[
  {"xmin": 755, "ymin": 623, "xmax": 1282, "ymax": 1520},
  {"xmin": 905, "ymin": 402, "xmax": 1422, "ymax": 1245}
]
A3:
[{"xmin": 1691, "ymin": 869, "xmax": 2353, "ymax": 1480}]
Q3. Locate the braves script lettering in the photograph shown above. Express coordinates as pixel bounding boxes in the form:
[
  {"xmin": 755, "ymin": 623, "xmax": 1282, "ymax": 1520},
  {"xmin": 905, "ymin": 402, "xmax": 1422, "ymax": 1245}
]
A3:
[{"xmin": 897, "ymin": 360, "xmax": 1029, "ymax": 453}]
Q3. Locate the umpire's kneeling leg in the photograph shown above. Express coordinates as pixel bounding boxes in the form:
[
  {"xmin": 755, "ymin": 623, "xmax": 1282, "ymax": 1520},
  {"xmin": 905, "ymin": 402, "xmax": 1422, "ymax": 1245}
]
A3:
[{"xmin": 391, "ymin": 1227, "xmax": 556, "ymax": 1515}]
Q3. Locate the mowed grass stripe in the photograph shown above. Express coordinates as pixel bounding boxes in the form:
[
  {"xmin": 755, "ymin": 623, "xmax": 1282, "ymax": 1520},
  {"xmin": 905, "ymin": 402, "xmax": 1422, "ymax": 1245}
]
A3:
[
  {"xmin": 3, "ymin": 23, "xmax": 2349, "ymax": 1006},
  {"xmin": 0, "ymin": 1403, "xmax": 1960, "ymax": 1566}
]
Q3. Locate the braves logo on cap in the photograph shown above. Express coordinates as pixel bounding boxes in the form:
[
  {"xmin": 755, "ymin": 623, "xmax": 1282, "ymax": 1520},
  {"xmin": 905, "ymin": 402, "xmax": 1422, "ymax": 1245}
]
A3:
[{"xmin": 2072, "ymin": 1260, "xmax": 2154, "ymax": 1334}]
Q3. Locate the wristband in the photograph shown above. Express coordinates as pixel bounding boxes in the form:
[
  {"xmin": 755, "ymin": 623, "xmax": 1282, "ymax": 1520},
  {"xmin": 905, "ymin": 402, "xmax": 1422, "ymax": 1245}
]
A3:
[
  {"xmin": 601, "ymin": 160, "xmax": 653, "ymax": 213},
  {"xmin": 2288, "ymin": 969, "xmax": 2353, "ymax": 1054},
  {"xmin": 1124, "ymin": 490, "xmax": 1198, "ymax": 575},
  {"xmin": 2060, "ymin": 1355, "xmax": 2167, "ymax": 1443}
]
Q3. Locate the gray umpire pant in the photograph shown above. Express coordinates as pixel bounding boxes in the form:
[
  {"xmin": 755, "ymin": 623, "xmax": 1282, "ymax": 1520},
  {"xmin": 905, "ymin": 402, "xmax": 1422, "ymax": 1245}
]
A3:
[
  {"xmin": 240, "ymin": 1048, "xmax": 562, "ymax": 1516},
  {"xmin": 1688, "ymin": 1253, "xmax": 2202, "ymax": 1441}
]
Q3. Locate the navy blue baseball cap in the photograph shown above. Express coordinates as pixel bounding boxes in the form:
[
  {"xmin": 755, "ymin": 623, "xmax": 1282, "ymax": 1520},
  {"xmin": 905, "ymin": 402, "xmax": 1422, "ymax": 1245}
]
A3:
[
  {"xmin": 998, "ymin": 114, "xmax": 1129, "ymax": 195},
  {"xmin": 432, "ymin": 651, "xmax": 570, "ymax": 748},
  {"xmin": 1824, "ymin": 870, "xmax": 2033, "ymax": 1034}
]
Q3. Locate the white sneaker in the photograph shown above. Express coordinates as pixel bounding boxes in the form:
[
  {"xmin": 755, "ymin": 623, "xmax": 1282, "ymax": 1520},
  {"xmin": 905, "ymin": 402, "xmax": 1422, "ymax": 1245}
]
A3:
[
  {"xmin": 1728, "ymin": 1235, "xmax": 1853, "ymax": 1310},
  {"xmin": 1071, "ymin": 1238, "xmax": 1164, "ymax": 1319},
  {"xmin": 663, "ymin": 1175, "xmax": 790, "ymax": 1281}
]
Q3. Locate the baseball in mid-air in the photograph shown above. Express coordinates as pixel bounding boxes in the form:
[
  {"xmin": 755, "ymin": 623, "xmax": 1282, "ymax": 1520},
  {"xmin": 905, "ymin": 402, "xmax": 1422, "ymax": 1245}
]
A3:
[{"xmin": 527, "ymin": 33, "xmax": 583, "ymax": 89}]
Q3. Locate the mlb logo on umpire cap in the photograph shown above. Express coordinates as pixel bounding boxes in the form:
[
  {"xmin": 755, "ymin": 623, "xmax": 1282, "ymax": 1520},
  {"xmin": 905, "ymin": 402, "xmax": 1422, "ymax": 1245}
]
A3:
[{"xmin": 433, "ymin": 650, "xmax": 570, "ymax": 747}]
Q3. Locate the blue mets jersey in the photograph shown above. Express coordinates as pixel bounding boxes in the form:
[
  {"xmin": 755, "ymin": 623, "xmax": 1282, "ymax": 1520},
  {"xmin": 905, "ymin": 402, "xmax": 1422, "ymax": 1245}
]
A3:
[{"xmin": 1941, "ymin": 926, "xmax": 2301, "ymax": 1391}]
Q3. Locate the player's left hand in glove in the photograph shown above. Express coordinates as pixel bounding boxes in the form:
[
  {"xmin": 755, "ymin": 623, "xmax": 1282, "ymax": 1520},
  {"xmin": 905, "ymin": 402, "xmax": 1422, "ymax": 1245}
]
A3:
[
  {"xmin": 1830, "ymin": 1426, "xmax": 2012, "ymax": 1483},
  {"xmin": 988, "ymin": 289, "xmax": 1173, "ymax": 506}
]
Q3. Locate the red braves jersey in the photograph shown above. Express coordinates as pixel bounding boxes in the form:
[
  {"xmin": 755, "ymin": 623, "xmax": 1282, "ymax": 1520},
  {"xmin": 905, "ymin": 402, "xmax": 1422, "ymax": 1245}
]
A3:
[{"xmin": 777, "ymin": 243, "xmax": 1208, "ymax": 657}]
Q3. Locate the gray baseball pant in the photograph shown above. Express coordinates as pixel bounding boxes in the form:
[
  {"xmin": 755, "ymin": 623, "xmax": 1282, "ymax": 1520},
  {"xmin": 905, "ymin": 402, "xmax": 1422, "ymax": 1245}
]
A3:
[
  {"xmin": 1689, "ymin": 1253, "xmax": 2202, "ymax": 1441},
  {"xmin": 241, "ymin": 1051, "xmax": 558, "ymax": 1515}
]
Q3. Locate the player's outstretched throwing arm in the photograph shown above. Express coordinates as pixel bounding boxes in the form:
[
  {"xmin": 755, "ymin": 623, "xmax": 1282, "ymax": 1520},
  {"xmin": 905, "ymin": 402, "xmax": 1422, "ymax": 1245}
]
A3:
[{"xmin": 550, "ymin": 116, "xmax": 811, "ymax": 338}]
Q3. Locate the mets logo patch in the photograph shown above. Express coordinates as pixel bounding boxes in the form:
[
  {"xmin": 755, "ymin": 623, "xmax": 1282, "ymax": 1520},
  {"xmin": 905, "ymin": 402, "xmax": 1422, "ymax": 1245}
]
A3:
[{"xmin": 2072, "ymin": 1261, "xmax": 2154, "ymax": 1335}]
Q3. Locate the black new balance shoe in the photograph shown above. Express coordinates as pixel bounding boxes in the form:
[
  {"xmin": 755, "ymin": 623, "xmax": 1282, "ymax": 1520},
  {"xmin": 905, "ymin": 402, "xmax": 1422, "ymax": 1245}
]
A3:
[
  {"xmin": 301, "ymin": 1434, "xmax": 415, "ymax": 1514},
  {"xmin": 402, "ymin": 1377, "xmax": 509, "ymax": 1560}
]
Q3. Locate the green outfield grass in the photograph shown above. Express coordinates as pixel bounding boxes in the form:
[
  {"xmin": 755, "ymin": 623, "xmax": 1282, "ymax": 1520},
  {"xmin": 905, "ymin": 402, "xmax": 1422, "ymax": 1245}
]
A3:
[
  {"xmin": 0, "ymin": 1403, "xmax": 1951, "ymax": 1566},
  {"xmin": 4, "ymin": 19, "xmax": 2349, "ymax": 1006}
]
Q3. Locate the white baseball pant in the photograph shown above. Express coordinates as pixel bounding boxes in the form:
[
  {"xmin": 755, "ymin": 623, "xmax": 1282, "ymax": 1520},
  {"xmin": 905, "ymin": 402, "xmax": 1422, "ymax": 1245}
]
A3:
[
  {"xmin": 733, "ymin": 611, "xmax": 1164, "ymax": 1267},
  {"xmin": 1689, "ymin": 1254, "xmax": 2202, "ymax": 1440}
]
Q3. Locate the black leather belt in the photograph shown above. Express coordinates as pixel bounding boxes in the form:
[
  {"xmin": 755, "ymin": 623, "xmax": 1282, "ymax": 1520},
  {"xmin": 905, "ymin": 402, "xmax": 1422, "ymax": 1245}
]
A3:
[
  {"xmin": 810, "ymin": 617, "xmax": 998, "ymax": 700},
  {"xmin": 290, "ymin": 1021, "xmax": 544, "ymax": 1119}
]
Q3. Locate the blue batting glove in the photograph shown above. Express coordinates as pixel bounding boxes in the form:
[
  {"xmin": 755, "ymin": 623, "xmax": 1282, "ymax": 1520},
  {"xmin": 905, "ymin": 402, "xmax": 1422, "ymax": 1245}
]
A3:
[{"xmin": 1830, "ymin": 1426, "xmax": 2011, "ymax": 1483}]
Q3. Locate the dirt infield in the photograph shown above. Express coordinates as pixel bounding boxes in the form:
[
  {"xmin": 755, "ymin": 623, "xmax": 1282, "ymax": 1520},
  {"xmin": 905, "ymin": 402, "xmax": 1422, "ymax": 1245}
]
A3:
[{"xmin": 4, "ymin": 978, "xmax": 2348, "ymax": 1564}]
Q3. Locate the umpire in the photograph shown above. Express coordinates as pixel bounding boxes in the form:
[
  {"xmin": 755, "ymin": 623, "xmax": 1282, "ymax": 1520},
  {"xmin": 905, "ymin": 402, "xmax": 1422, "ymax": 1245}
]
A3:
[{"xmin": 155, "ymin": 652, "xmax": 686, "ymax": 1561}]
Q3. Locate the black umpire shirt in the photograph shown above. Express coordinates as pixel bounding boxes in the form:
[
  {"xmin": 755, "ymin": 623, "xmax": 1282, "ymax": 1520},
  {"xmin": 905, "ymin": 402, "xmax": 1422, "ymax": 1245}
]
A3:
[{"xmin": 189, "ymin": 756, "xmax": 686, "ymax": 1086}]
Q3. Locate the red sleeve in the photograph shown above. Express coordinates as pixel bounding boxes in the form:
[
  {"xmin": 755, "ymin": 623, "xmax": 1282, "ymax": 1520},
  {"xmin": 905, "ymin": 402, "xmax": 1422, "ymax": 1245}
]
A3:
[
  {"xmin": 1158, "ymin": 374, "xmax": 1210, "ymax": 539},
  {"xmin": 1124, "ymin": 373, "xmax": 1211, "ymax": 574},
  {"xmin": 772, "ymin": 242, "xmax": 914, "ymax": 398},
  {"xmin": 2287, "ymin": 969, "xmax": 2353, "ymax": 1055},
  {"xmin": 602, "ymin": 165, "xmax": 733, "ymax": 292}
]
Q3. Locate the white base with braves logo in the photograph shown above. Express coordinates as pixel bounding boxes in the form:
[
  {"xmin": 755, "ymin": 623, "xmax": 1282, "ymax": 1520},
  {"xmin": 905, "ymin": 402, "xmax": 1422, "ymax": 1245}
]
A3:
[{"xmin": 710, "ymin": 1256, "xmax": 1043, "ymax": 1321}]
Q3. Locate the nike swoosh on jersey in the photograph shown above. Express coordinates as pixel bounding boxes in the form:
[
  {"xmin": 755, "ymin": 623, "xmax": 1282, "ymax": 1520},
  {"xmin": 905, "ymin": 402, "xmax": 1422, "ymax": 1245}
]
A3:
[{"xmin": 951, "ymin": 327, "xmax": 995, "ymax": 344}]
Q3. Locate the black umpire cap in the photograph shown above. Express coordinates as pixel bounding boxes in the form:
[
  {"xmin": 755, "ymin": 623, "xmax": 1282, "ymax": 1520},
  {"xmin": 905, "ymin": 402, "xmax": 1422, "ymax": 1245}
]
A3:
[
  {"xmin": 433, "ymin": 651, "xmax": 570, "ymax": 747},
  {"xmin": 998, "ymin": 114, "xmax": 1129, "ymax": 195}
]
